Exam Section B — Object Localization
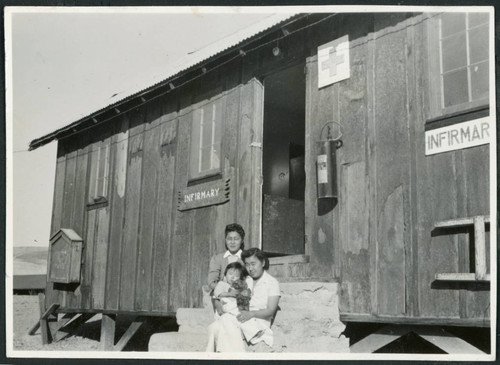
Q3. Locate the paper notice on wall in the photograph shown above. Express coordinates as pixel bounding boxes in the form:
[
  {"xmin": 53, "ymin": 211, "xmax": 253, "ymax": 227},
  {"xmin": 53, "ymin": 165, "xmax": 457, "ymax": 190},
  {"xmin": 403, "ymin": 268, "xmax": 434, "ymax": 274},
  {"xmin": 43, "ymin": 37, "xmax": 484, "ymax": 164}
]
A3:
[
  {"xmin": 317, "ymin": 35, "xmax": 350, "ymax": 89},
  {"xmin": 317, "ymin": 154, "xmax": 328, "ymax": 184}
]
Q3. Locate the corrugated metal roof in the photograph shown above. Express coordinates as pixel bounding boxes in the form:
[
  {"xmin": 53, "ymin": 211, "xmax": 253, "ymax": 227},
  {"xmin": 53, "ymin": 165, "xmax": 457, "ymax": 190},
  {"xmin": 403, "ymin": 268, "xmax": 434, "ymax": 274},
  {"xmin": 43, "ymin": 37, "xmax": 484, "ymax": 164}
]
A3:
[
  {"xmin": 158, "ymin": 12, "xmax": 300, "ymax": 87},
  {"xmin": 29, "ymin": 12, "xmax": 302, "ymax": 150}
]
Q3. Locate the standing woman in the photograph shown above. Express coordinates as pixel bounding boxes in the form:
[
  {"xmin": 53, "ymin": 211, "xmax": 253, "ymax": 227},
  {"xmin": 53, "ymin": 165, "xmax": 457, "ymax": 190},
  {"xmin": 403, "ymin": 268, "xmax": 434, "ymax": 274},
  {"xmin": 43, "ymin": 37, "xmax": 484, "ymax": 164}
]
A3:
[{"xmin": 206, "ymin": 223, "xmax": 246, "ymax": 292}]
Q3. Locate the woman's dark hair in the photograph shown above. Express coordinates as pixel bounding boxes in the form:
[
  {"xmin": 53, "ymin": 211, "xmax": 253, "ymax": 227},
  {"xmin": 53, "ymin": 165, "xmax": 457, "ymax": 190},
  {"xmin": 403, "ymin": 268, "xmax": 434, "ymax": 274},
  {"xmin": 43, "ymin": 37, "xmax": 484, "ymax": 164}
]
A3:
[
  {"xmin": 224, "ymin": 223, "xmax": 245, "ymax": 251},
  {"xmin": 241, "ymin": 248, "xmax": 269, "ymax": 270},
  {"xmin": 224, "ymin": 261, "xmax": 247, "ymax": 279}
]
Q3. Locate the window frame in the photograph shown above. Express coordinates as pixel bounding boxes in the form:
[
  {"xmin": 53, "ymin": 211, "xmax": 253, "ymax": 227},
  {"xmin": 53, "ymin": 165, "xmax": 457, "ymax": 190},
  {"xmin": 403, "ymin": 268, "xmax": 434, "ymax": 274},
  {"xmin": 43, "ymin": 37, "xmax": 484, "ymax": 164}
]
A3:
[
  {"xmin": 87, "ymin": 136, "xmax": 112, "ymax": 208},
  {"xmin": 188, "ymin": 94, "xmax": 225, "ymax": 182},
  {"xmin": 427, "ymin": 12, "xmax": 490, "ymax": 120}
]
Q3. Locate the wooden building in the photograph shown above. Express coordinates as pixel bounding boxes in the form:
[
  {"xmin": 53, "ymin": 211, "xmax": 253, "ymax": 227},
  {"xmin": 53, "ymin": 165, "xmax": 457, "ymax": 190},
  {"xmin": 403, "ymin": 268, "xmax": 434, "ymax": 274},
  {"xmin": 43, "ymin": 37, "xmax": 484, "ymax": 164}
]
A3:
[{"xmin": 30, "ymin": 11, "xmax": 493, "ymax": 352}]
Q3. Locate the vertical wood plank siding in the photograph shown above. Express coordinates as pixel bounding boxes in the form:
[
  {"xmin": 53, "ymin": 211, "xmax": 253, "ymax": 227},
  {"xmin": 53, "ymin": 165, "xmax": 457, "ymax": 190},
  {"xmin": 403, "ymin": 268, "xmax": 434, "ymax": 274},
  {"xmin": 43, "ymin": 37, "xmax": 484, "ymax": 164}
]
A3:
[
  {"xmin": 373, "ymin": 14, "xmax": 408, "ymax": 316},
  {"xmin": 168, "ymin": 88, "xmax": 194, "ymax": 310},
  {"xmin": 82, "ymin": 209, "xmax": 96, "ymax": 309},
  {"xmin": 68, "ymin": 134, "xmax": 90, "ymax": 309},
  {"xmin": 135, "ymin": 99, "xmax": 162, "ymax": 311},
  {"xmin": 61, "ymin": 150, "xmax": 77, "ymax": 230},
  {"xmin": 191, "ymin": 207, "xmax": 213, "ymax": 307},
  {"xmin": 105, "ymin": 116, "xmax": 129, "ymax": 310},
  {"xmin": 119, "ymin": 109, "xmax": 145, "ymax": 311},
  {"xmin": 304, "ymin": 56, "xmax": 336, "ymax": 281},
  {"xmin": 44, "ymin": 14, "xmax": 489, "ymax": 323},
  {"xmin": 404, "ymin": 14, "xmax": 421, "ymax": 318},
  {"xmin": 60, "ymin": 148, "xmax": 77, "ymax": 305},
  {"xmin": 337, "ymin": 14, "xmax": 373, "ymax": 315},
  {"xmin": 237, "ymin": 80, "xmax": 264, "ymax": 248},
  {"xmin": 151, "ymin": 108, "xmax": 178, "ymax": 312},
  {"xmin": 218, "ymin": 68, "xmax": 241, "ymax": 252},
  {"xmin": 91, "ymin": 206, "xmax": 110, "ymax": 309},
  {"xmin": 45, "ymin": 146, "xmax": 67, "ymax": 310},
  {"xmin": 330, "ymin": 13, "xmax": 489, "ymax": 321},
  {"xmin": 462, "ymin": 146, "xmax": 490, "ymax": 319}
]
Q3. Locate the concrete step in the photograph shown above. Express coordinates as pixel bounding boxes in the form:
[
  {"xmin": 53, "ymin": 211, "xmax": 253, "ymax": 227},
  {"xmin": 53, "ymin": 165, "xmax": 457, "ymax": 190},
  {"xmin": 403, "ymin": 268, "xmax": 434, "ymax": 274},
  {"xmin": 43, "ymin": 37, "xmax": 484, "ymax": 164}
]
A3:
[
  {"xmin": 274, "ymin": 334, "xmax": 350, "ymax": 353},
  {"xmin": 176, "ymin": 308, "xmax": 214, "ymax": 328},
  {"xmin": 148, "ymin": 281, "xmax": 349, "ymax": 353},
  {"xmin": 274, "ymin": 304, "xmax": 340, "ymax": 322},
  {"xmin": 149, "ymin": 332, "xmax": 208, "ymax": 352}
]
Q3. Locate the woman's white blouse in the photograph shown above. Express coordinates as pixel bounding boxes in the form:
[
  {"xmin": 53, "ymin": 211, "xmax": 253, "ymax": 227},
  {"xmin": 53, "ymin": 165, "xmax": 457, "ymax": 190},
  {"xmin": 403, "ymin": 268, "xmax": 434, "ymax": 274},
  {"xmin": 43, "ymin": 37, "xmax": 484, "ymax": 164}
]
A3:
[{"xmin": 248, "ymin": 271, "xmax": 280, "ymax": 312}]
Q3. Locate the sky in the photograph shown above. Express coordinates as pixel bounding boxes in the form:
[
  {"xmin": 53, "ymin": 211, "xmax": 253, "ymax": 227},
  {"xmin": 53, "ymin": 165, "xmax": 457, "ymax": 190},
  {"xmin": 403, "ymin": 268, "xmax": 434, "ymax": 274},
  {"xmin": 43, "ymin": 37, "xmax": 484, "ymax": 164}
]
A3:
[{"xmin": 7, "ymin": 7, "xmax": 289, "ymax": 247}]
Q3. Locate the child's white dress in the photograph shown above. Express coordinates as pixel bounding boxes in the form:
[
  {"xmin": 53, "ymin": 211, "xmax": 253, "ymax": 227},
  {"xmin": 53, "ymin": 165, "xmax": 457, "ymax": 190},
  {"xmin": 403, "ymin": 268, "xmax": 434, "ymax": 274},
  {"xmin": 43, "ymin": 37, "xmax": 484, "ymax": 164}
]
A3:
[
  {"xmin": 205, "ymin": 278, "xmax": 271, "ymax": 352},
  {"xmin": 213, "ymin": 281, "xmax": 239, "ymax": 316}
]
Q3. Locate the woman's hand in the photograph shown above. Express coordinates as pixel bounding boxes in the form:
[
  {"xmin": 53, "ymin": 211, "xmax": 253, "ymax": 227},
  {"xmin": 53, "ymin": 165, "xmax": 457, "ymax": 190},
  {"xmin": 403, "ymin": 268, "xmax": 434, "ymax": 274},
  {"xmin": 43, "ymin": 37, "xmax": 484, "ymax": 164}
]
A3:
[{"xmin": 237, "ymin": 310, "xmax": 255, "ymax": 322}]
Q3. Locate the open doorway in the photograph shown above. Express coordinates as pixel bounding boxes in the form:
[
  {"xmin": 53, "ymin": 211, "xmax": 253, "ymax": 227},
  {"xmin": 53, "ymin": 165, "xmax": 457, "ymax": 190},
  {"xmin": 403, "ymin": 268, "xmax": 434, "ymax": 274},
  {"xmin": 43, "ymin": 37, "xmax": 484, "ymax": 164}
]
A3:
[{"xmin": 262, "ymin": 63, "xmax": 306, "ymax": 256}]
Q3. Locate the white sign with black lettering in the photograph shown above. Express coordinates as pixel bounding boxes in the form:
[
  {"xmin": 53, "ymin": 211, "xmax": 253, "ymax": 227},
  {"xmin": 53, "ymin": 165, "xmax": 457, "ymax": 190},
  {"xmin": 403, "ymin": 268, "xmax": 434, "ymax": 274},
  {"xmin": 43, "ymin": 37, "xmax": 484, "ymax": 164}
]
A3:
[{"xmin": 425, "ymin": 117, "xmax": 491, "ymax": 155}]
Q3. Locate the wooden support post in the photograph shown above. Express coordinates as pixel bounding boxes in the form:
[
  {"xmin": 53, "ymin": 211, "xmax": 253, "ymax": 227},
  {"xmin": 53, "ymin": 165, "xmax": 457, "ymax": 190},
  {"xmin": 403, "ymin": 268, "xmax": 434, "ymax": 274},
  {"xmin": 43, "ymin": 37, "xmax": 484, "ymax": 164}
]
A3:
[
  {"xmin": 350, "ymin": 325, "xmax": 486, "ymax": 354},
  {"xmin": 52, "ymin": 313, "xmax": 95, "ymax": 342},
  {"xmin": 473, "ymin": 216, "xmax": 487, "ymax": 280},
  {"xmin": 37, "ymin": 293, "xmax": 60, "ymax": 345},
  {"xmin": 28, "ymin": 319, "xmax": 41, "ymax": 336},
  {"xmin": 113, "ymin": 317, "xmax": 146, "ymax": 351},
  {"xmin": 100, "ymin": 314, "xmax": 116, "ymax": 351},
  {"xmin": 38, "ymin": 293, "xmax": 47, "ymax": 341},
  {"xmin": 48, "ymin": 313, "xmax": 77, "ymax": 342},
  {"xmin": 350, "ymin": 324, "xmax": 412, "ymax": 353},
  {"xmin": 416, "ymin": 326, "xmax": 486, "ymax": 354}
]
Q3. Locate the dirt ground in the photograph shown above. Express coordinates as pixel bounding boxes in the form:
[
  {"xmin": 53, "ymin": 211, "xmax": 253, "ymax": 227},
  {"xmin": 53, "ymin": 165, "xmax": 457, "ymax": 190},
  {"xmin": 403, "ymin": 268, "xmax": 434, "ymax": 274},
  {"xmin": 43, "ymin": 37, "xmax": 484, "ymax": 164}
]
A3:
[{"xmin": 12, "ymin": 295, "xmax": 178, "ymax": 352}]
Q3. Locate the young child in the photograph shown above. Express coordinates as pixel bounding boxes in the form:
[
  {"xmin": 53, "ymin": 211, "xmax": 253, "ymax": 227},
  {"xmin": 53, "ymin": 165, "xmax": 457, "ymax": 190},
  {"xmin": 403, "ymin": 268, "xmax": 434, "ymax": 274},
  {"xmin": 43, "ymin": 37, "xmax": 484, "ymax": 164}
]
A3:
[{"xmin": 213, "ymin": 262, "xmax": 250, "ymax": 317}]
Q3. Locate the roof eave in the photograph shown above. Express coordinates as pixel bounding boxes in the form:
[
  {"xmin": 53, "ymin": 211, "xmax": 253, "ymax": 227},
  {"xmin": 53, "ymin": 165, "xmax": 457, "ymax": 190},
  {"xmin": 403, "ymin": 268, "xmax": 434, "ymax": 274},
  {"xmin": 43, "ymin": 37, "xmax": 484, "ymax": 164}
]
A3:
[{"xmin": 29, "ymin": 13, "xmax": 308, "ymax": 150}]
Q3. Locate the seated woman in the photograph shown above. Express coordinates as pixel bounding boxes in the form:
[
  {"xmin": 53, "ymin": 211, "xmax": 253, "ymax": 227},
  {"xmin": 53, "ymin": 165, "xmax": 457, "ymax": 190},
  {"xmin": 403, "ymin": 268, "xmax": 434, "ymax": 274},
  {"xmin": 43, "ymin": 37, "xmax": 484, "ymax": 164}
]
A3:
[
  {"xmin": 206, "ymin": 248, "xmax": 280, "ymax": 352},
  {"xmin": 206, "ymin": 223, "xmax": 246, "ymax": 292}
]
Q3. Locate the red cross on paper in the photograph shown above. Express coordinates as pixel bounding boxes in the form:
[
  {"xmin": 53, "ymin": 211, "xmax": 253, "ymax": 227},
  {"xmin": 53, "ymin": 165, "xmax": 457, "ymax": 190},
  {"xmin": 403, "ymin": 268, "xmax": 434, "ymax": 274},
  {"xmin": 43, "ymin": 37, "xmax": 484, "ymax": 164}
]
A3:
[{"xmin": 321, "ymin": 47, "xmax": 345, "ymax": 77}]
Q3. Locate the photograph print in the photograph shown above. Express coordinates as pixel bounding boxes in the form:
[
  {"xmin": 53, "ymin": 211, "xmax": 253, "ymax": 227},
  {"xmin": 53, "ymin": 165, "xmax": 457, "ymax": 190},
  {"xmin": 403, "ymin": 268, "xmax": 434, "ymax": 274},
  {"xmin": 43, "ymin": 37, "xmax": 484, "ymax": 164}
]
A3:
[{"xmin": 5, "ymin": 4, "xmax": 496, "ymax": 361}]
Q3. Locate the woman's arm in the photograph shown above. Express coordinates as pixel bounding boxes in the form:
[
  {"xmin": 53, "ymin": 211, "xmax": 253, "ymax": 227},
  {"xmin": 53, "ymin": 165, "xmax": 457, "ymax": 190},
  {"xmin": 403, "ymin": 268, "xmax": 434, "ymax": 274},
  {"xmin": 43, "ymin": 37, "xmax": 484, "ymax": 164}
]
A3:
[
  {"xmin": 207, "ymin": 255, "xmax": 222, "ymax": 290},
  {"xmin": 237, "ymin": 296, "xmax": 280, "ymax": 322},
  {"xmin": 213, "ymin": 298, "xmax": 224, "ymax": 316}
]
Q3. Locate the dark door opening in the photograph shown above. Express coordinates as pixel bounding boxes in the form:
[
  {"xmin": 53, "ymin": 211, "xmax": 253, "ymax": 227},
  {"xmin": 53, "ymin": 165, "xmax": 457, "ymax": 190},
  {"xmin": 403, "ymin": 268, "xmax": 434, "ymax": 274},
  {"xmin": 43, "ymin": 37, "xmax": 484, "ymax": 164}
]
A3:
[{"xmin": 262, "ymin": 63, "xmax": 306, "ymax": 256}]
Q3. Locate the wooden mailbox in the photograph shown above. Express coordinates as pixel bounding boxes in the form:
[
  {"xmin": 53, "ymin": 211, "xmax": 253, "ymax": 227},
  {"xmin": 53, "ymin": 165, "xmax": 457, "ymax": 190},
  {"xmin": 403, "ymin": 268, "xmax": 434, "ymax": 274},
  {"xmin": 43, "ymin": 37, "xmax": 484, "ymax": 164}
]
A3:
[{"xmin": 48, "ymin": 229, "xmax": 83, "ymax": 284}]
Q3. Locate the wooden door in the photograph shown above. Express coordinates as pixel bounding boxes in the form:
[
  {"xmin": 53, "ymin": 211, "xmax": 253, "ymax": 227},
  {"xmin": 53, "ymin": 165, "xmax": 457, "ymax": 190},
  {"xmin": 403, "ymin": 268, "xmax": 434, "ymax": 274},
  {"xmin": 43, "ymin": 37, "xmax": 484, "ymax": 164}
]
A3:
[{"xmin": 236, "ymin": 78, "xmax": 264, "ymax": 250}]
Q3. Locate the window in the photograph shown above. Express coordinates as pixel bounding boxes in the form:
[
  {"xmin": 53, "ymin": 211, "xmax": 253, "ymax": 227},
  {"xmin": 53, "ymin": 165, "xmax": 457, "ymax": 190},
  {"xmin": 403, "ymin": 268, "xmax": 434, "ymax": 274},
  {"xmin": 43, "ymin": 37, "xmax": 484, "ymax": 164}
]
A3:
[
  {"xmin": 189, "ymin": 97, "xmax": 223, "ymax": 180},
  {"xmin": 88, "ymin": 139, "xmax": 111, "ymax": 203},
  {"xmin": 429, "ymin": 12, "xmax": 490, "ymax": 118}
]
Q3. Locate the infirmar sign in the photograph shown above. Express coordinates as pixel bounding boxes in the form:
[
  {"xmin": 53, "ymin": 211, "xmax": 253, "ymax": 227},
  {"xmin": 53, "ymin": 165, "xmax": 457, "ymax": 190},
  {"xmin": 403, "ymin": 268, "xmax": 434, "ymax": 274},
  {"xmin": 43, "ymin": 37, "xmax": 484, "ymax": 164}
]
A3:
[
  {"xmin": 177, "ymin": 178, "xmax": 230, "ymax": 211},
  {"xmin": 425, "ymin": 117, "xmax": 491, "ymax": 155}
]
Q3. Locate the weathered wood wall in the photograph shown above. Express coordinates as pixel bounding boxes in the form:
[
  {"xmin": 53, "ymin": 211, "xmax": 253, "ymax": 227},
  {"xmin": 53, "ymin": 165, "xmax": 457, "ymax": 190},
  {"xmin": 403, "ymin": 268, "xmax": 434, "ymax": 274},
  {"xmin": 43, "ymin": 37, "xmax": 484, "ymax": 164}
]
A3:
[
  {"xmin": 46, "ymin": 62, "xmax": 265, "ymax": 314},
  {"xmin": 46, "ymin": 13, "xmax": 491, "ymax": 323},
  {"xmin": 302, "ymin": 13, "xmax": 490, "ymax": 324}
]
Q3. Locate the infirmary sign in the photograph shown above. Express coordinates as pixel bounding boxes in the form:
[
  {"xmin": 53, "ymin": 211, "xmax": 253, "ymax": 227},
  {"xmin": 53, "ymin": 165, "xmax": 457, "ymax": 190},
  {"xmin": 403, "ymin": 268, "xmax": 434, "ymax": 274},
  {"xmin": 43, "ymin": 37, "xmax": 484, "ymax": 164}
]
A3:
[
  {"xmin": 425, "ymin": 117, "xmax": 492, "ymax": 155},
  {"xmin": 177, "ymin": 178, "xmax": 230, "ymax": 211},
  {"xmin": 184, "ymin": 188, "xmax": 220, "ymax": 203}
]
